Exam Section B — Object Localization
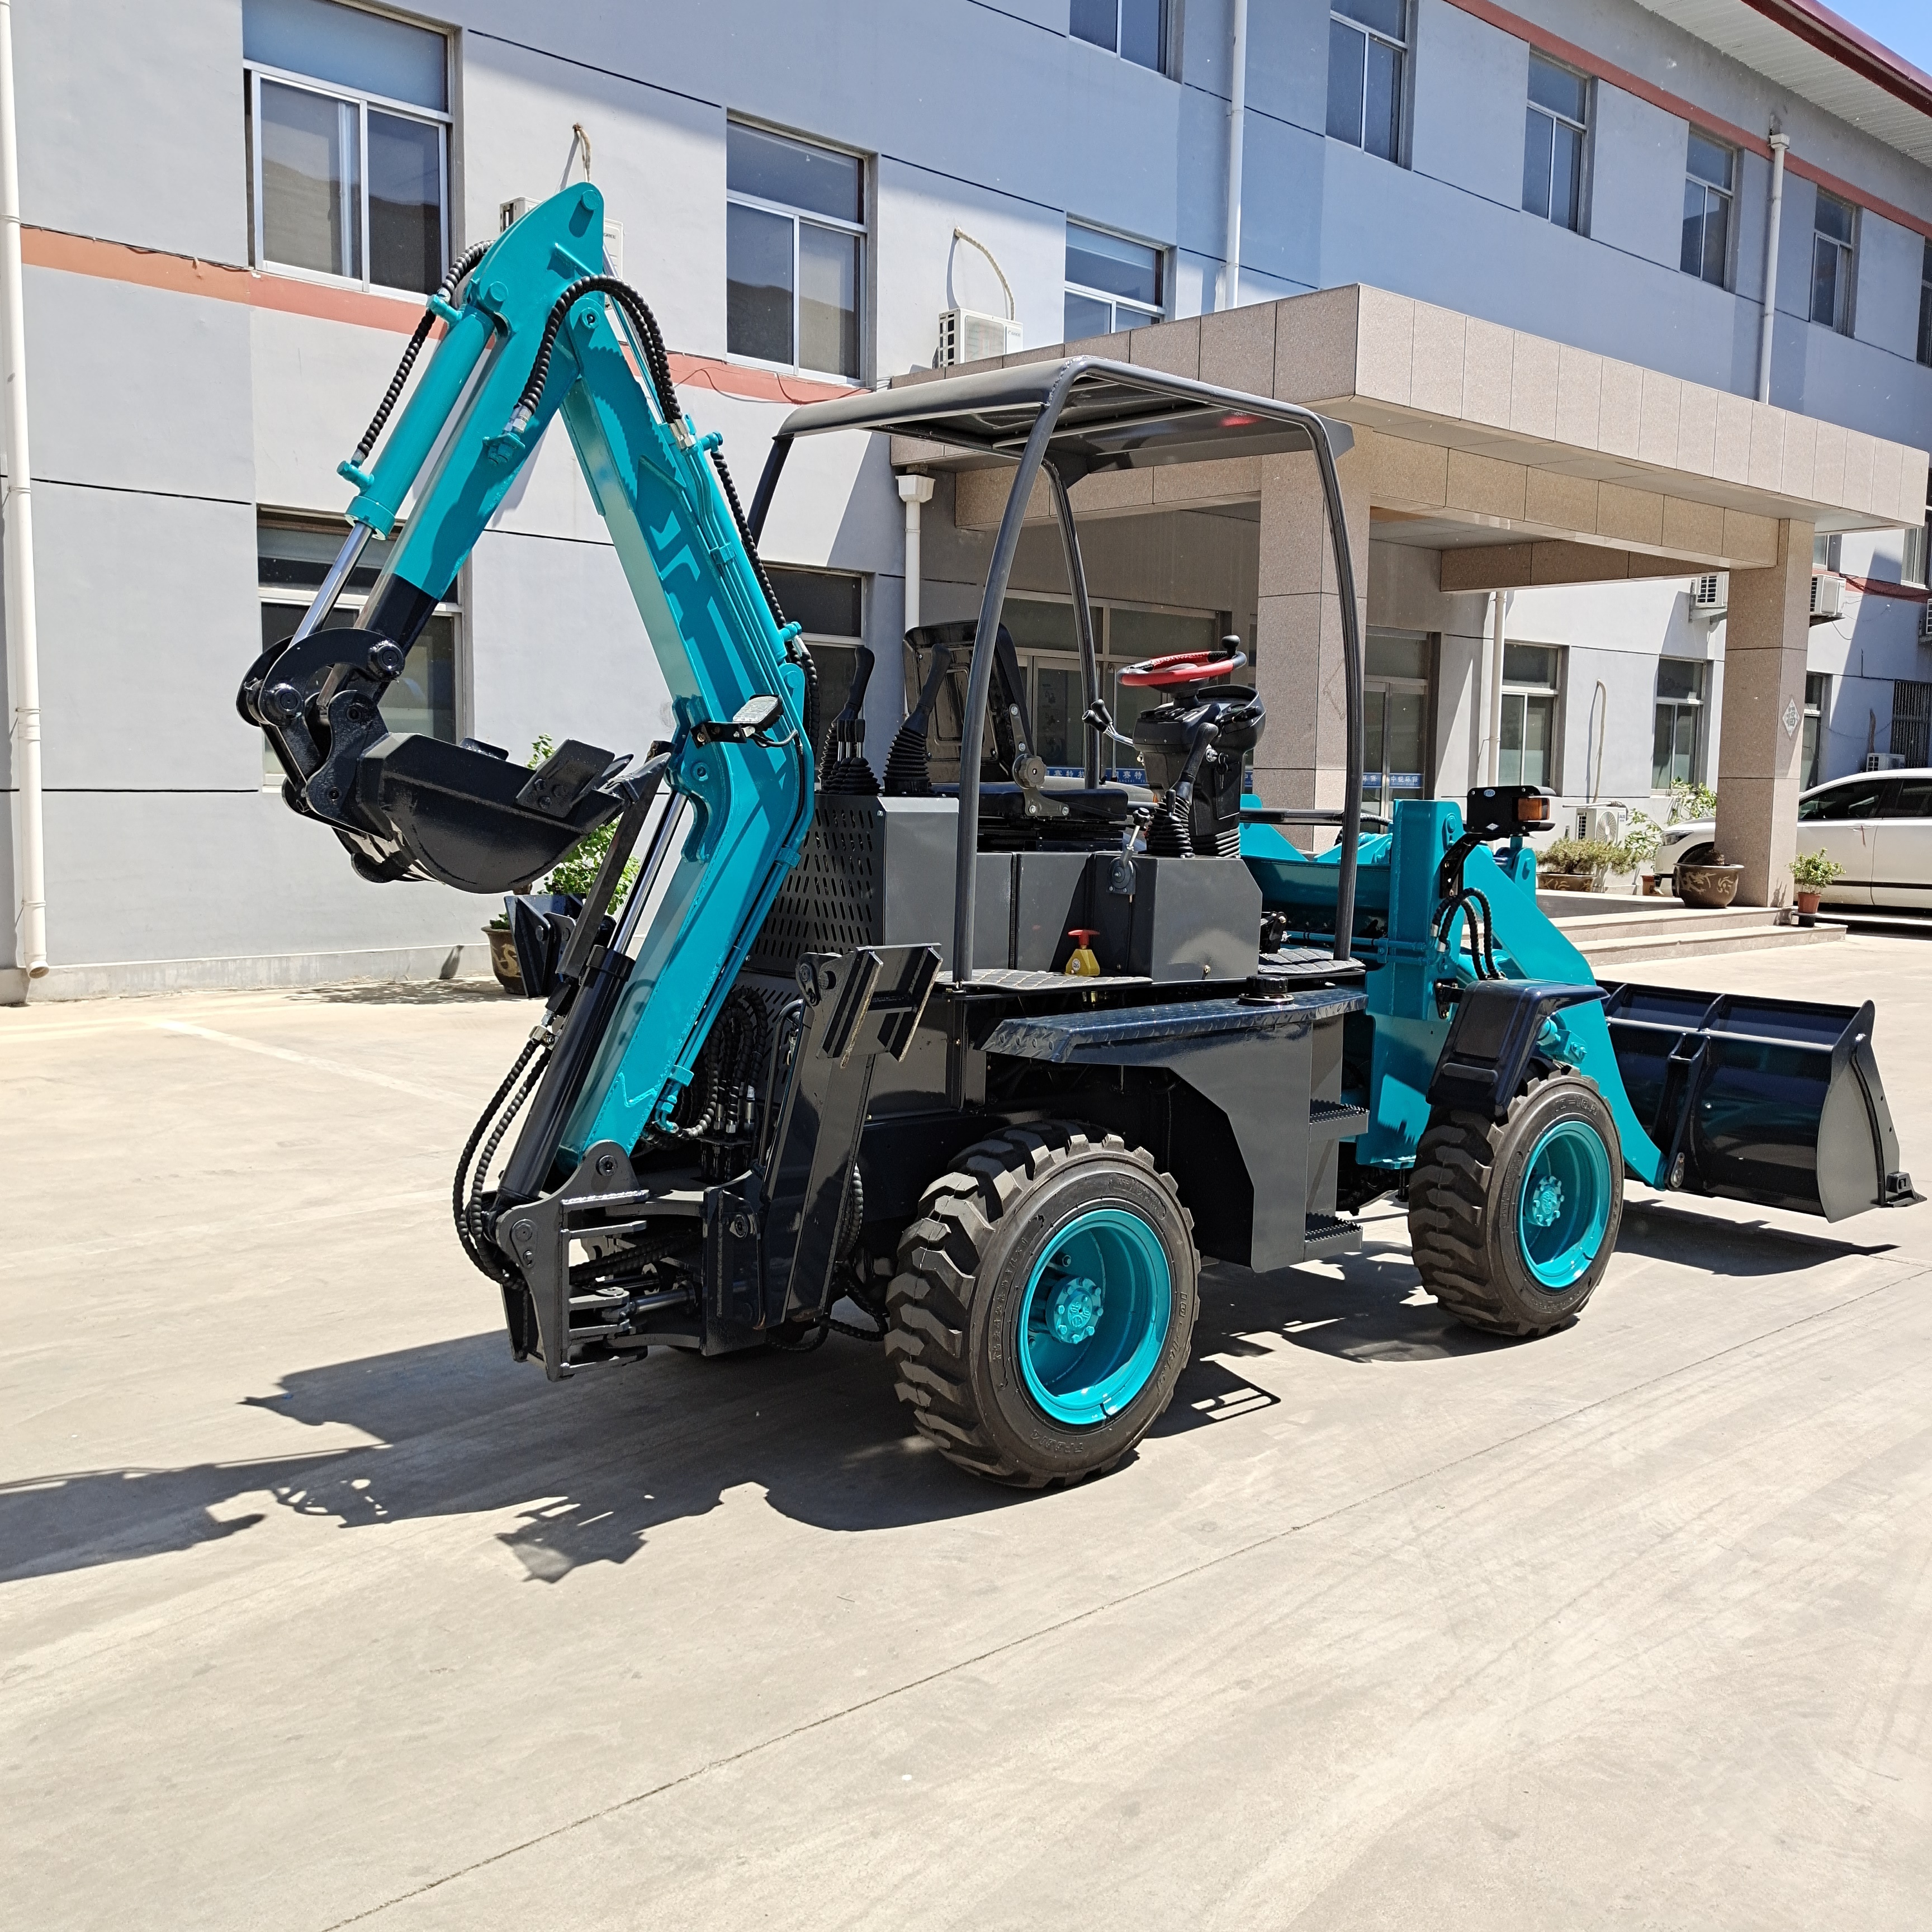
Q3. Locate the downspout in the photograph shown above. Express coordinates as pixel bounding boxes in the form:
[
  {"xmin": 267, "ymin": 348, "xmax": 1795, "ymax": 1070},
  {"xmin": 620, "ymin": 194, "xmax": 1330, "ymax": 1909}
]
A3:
[
  {"xmin": 0, "ymin": 0, "xmax": 45, "ymax": 985},
  {"xmin": 898, "ymin": 473, "xmax": 933, "ymax": 633},
  {"xmin": 1220, "ymin": 0, "xmax": 1249, "ymax": 310},
  {"xmin": 1757, "ymin": 131, "xmax": 1788, "ymax": 405},
  {"xmin": 1485, "ymin": 590, "xmax": 1507, "ymax": 785}
]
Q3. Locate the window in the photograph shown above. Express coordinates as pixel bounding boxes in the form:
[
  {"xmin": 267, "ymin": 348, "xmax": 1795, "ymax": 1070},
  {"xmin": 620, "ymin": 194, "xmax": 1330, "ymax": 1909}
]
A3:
[
  {"xmin": 1799, "ymin": 776, "xmax": 1891, "ymax": 821},
  {"xmin": 1811, "ymin": 191, "xmax": 1857, "ymax": 334},
  {"xmin": 256, "ymin": 519, "xmax": 458, "ymax": 779},
  {"xmin": 1064, "ymin": 222, "xmax": 1163, "ymax": 341},
  {"xmin": 1070, "ymin": 0, "xmax": 1168, "ymax": 73},
  {"xmin": 1803, "ymin": 671, "xmax": 1829, "ymax": 789},
  {"xmin": 1903, "ymin": 523, "xmax": 1927, "ymax": 590},
  {"xmin": 1327, "ymin": 2, "xmax": 1407, "ymax": 164},
  {"xmin": 1813, "ymin": 532, "xmax": 1843, "ymax": 572},
  {"xmin": 768, "ymin": 566, "xmax": 864, "ymax": 714},
  {"xmin": 1681, "ymin": 132, "xmax": 1733, "ymax": 287},
  {"xmin": 243, "ymin": 0, "xmax": 448, "ymax": 295},
  {"xmin": 1886, "ymin": 776, "xmax": 1932, "ymax": 817},
  {"xmin": 1919, "ymin": 240, "xmax": 1932, "ymax": 368},
  {"xmin": 1892, "ymin": 680, "xmax": 1932, "ymax": 768},
  {"xmin": 1652, "ymin": 658, "xmax": 1707, "ymax": 791},
  {"xmin": 1523, "ymin": 55, "xmax": 1588, "ymax": 232},
  {"xmin": 1363, "ymin": 630, "xmax": 1430, "ymax": 817},
  {"xmin": 1500, "ymin": 642, "xmax": 1559, "ymax": 788},
  {"xmin": 726, "ymin": 123, "xmax": 865, "ymax": 381}
]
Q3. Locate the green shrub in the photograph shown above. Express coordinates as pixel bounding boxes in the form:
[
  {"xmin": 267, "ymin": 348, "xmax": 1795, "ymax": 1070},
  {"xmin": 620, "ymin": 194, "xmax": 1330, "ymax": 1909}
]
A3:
[
  {"xmin": 1789, "ymin": 847, "xmax": 1844, "ymax": 890},
  {"xmin": 1668, "ymin": 778, "xmax": 1717, "ymax": 824},
  {"xmin": 528, "ymin": 735, "xmax": 641, "ymax": 906},
  {"xmin": 1538, "ymin": 836, "xmax": 1623, "ymax": 884}
]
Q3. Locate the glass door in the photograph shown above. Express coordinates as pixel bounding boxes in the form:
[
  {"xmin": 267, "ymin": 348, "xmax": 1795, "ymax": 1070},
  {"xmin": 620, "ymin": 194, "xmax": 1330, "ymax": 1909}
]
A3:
[{"xmin": 1363, "ymin": 682, "xmax": 1427, "ymax": 821}]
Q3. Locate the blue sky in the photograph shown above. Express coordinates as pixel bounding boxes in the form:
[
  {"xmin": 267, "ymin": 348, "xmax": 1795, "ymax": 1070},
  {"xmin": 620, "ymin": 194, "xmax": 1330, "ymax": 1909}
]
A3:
[{"xmin": 1828, "ymin": 1, "xmax": 1932, "ymax": 76}]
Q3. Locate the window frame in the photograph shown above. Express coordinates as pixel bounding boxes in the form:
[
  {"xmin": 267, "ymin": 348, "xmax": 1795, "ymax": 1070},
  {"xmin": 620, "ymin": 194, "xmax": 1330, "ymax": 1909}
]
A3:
[
  {"xmin": 1918, "ymin": 239, "xmax": 1932, "ymax": 369},
  {"xmin": 1651, "ymin": 657, "xmax": 1708, "ymax": 793},
  {"xmin": 1810, "ymin": 190, "xmax": 1858, "ymax": 336},
  {"xmin": 1063, "ymin": 219, "xmax": 1167, "ymax": 340},
  {"xmin": 1681, "ymin": 130, "xmax": 1735, "ymax": 289},
  {"xmin": 1499, "ymin": 642, "xmax": 1561, "ymax": 791},
  {"xmin": 1068, "ymin": 0, "xmax": 1172, "ymax": 77},
  {"xmin": 724, "ymin": 119, "xmax": 870, "ymax": 386},
  {"xmin": 1523, "ymin": 53, "xmax": 1590, "ymax": 234},
  {"xmin": 1326, "ymin": 1, "xmax": 1409, "ymax": 166},
  {"xmin": 244, "ymin": 55, "xmax": 452, "ymax": 299},
  {"xmin": 1803, "ymin": 671, "xmax": 1829, "ymax": 789},
  {"xmin": 256, "ymin": 515, "xmax": 463, "ymax": 785}
]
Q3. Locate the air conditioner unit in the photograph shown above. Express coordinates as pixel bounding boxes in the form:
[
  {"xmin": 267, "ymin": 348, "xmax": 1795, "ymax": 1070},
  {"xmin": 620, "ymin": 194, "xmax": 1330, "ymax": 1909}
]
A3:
[
  {"xmin": 1574, "ymin": 804, "xmax": 1627, "ymax": 843},
  {"xmin": 1690, "ymin": 572, "xmax": 1727, "ymax": 617},
  {"xmin": 1811, "ymin": 572, "xmax": 1843, "ymax": 619},
  {"xmin": 1919, "ymin": 601, "xmax": 1932, "ymax": 645},
  {"xmin": 499, "ymin": 196, "xmax": 528, "ymax": 232},
  {"xmin": 1865, "ymin": 752, "xmax": 1906, "ymax": 771},
  {"xmin": 939, "ymin": 306, "xmax": 1023, "ymax": 367}
]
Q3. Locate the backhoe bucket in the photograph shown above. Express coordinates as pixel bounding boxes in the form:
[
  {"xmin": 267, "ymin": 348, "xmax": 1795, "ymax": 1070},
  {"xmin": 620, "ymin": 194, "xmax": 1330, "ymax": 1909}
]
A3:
[{"xmin": 1599, "ymin": 981, "xmax": 1920, "ymax": 1221}]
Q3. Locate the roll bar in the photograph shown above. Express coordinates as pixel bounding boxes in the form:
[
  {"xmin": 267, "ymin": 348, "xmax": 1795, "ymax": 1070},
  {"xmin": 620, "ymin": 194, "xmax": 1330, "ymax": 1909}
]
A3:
[{"xmin": 763, "ymin": 356, "xmax": 1365, "ymax": 980}]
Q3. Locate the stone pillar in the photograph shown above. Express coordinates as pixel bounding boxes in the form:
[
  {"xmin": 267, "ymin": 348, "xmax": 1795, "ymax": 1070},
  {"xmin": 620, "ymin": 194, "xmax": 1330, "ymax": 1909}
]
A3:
[
  {"xmin": 1252, "ymin": 443, "xmax": 1369, "ymax": 841},
  {"xmin": 1715, "ymin": 518, "xmax": 1813, "ymax": 907}
]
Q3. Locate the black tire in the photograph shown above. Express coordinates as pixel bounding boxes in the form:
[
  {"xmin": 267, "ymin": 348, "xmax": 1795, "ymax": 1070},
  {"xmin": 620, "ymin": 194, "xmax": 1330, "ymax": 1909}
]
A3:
[
  {"xmin": 1408, "ymin": 1072, "xmax": 1623, "ymax": 1336},
  {"xmin": 886, "ymin": 1123, "xmax": 1199, "ymax": 1487}
]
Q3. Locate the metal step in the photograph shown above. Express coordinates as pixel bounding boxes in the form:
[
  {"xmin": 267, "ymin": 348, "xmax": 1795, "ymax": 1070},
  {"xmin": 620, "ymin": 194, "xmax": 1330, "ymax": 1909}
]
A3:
[
  {"xmin": 1304, "ymin": 1211, "xmax": 1363, "ymax": 1254},
  {"xmin": 1309, "ymin": 1098, "xmax": 1370, "ymax": 1137}
]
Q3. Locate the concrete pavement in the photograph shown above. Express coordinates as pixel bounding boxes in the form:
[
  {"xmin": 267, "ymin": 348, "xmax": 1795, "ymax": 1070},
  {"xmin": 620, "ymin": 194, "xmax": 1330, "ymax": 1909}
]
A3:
[{"xmin": 4, "ymin": 945, "xmax": 1931, "ymax": 1929}]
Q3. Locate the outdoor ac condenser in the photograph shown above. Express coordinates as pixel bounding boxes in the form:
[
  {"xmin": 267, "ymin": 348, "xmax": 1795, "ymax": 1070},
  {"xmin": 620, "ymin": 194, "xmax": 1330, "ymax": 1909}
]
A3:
[
  {"xmin": 1691, "ymin": 573, "xmax": 1727, "ymax": 617},
  {"xmin": 939, "ymin": 307, "xmax": 1024, "ymax": 367},
  {"xmin": 1866, "ymin": 753, "xmax": 1907, "ymax": 771},
  {"xmin": 1811, "ymin": 573, "xmax": 1844, "ymax": 619}
]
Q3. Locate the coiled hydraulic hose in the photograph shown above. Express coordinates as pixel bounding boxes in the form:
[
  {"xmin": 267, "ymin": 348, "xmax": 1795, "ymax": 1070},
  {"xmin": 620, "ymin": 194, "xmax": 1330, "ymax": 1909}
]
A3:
[
  {"xmin": 348, "ymin": 242, "xmax": 490, "ymax": 471},
  {"xmin": 451, "ymin": 1031, "xmax": 551, "ymax": 1287}
]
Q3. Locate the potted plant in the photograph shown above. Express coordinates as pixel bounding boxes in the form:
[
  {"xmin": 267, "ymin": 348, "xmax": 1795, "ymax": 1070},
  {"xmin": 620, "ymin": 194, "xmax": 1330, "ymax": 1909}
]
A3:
[
  {"xmin": 1789, "ymin": 847, "xmax": 1843, "ymax": 918},
  {"xmin": 484, "ymin": 906, "xmax": 523, "ymax": 993},
  {"xmin": 1617, "ymin": 811, "xmax": 1664, "ymax": 894},
  {"xmin": 1538, "ymin": 836, "xmax": 1621, "ymax": 892},
  {"xmin": 1676, "ymin": 850, "xmax": 1745, "ymax": 908}
]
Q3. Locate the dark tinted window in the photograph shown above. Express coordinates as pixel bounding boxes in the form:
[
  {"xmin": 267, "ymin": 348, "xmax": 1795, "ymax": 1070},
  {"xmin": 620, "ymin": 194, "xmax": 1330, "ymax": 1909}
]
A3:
[
  {"xmin": 1883, "ymin": 778, "xmax": 1932, "ymax": 818},
  {"xmin": 726, "ymin": 123, "xmax": 861, "ymax": 224},
  {"xmin": 1800, "ymin": 778, "xmax": 1893, "ymax": 821}
]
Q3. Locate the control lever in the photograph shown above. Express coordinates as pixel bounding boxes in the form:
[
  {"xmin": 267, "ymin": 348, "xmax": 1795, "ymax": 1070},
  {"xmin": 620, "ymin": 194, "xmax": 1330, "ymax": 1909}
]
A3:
[{"xmin": 1007, "ymin": 704, "xmax": 1068, "ymax": 820}]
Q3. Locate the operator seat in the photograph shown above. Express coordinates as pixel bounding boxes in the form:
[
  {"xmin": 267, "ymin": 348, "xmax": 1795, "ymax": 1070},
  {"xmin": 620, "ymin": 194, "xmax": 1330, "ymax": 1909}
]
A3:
[{"xmin": 884, "ymin": 620, "xmax": 1131, "ymax": 851}]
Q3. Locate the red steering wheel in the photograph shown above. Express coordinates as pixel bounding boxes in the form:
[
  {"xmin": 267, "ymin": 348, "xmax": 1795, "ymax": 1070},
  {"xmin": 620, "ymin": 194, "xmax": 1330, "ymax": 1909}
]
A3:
[{"xmin": 1119, "ymin": 647, "xmax": 1248, "ymax": 688}]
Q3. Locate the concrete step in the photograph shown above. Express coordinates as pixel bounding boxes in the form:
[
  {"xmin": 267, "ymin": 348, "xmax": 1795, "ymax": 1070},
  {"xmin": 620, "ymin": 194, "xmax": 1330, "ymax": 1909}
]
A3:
[
  {"xmin": 1535, "ymin": 893, "xmax": 1787, "ymax": 935},
  {"xmin": 1574, "ymin": 918, "xmax": 1846, "ymax": 967}
]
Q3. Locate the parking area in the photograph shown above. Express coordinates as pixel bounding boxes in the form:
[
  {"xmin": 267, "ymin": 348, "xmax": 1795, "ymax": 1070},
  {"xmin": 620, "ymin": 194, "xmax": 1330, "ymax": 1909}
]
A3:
[{"xmin": 4, "ymin": 942, "xmax": 1932, "ymax": 1930}]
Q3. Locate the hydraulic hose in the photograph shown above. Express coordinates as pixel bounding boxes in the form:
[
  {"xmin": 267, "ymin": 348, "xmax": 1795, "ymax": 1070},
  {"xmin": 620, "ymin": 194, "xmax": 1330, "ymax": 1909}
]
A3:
[{"xmin": 349, "ymin": 242, "xmax": 489, "ymax": 470}]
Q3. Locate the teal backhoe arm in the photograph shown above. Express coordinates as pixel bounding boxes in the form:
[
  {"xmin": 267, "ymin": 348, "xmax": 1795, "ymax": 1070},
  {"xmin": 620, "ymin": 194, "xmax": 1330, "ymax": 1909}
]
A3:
[{"xmin": 239, "ymin": 184, "xmax": 816, "ymax": 1173}]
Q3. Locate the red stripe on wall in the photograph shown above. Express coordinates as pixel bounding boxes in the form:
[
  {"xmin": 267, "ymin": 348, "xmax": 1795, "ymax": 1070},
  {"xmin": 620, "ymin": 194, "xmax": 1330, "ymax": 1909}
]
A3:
[{"xmin": 20, "ymin": 226, "xmax": 857, "ymax": 405}]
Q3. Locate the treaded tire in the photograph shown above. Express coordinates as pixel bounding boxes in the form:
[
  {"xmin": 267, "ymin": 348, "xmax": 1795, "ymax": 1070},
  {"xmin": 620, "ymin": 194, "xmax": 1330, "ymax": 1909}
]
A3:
[
  {"xmin": 886, "ymin": 1123, "xmax": 1199, "ymax": 1487},
  {"xmin": 1408, "ymin": 1072, "xmax": 1623, "ymax": 1337}
]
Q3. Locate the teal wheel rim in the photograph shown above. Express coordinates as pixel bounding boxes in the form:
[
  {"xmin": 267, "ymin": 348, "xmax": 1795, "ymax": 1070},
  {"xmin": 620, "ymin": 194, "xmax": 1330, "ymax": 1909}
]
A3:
[
  {"xmin": 1516, "ymin": 1118, "xmax": 1613, "ymax": 1289},
  {"xmin": 1018, "ymin": 1206, "xmax": 1173, "ymax": 1427}
]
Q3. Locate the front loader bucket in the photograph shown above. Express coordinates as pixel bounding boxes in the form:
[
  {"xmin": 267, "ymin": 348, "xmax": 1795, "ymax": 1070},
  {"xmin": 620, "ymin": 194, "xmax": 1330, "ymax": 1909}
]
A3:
[{"xmin": 1599, "ymin": 981, "xmax": 1920, "ymax": 1222}]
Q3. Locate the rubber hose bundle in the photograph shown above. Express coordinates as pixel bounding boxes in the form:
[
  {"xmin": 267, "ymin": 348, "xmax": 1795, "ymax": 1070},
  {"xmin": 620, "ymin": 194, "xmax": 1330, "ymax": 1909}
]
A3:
[
  {"xmin": 351, "ymin": 242, "xmax": 489, "ymax": 468},
  {"xmin": 451, "ymin": 1034, "xmax": 550, "ymax": 1287},
  {"xmin": 677, "ymin": 988, "xmax": 764, "ymax": 1138}
]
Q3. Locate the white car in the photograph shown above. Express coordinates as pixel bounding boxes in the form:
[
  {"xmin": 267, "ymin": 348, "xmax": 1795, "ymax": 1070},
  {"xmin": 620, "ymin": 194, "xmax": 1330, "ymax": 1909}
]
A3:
[{"xmin": 1658, "ymin": 768, "xmax": 1932, "ymax": 907}]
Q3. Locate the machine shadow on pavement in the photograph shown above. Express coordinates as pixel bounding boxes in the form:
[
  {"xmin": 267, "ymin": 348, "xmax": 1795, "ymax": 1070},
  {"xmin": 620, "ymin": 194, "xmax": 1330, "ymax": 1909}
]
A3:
[{"xmin": 0, "ymin": 1328, "xmax": 1022, "ymax": 1590}]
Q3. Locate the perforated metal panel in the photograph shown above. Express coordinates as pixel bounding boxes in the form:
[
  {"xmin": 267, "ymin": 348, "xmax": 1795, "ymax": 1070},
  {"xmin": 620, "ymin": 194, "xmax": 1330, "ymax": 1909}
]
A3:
[{"xmin": 747, "ymin": 798, "xmax": 885, "ymax": 971}]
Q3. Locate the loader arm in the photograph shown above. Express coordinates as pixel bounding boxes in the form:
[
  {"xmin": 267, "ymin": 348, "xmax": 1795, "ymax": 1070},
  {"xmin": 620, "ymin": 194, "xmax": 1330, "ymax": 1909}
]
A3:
[{"xmin": 238, "ymin": 184, "xmax": 816, "ymax": 1178}]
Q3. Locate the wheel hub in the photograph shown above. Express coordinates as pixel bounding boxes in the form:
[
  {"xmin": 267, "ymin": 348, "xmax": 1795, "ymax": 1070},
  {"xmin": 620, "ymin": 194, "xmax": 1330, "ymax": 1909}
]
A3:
[
  {"xmin": 1527, "ymin": 1175, "xmax": 1564, "ymax": 1228},
  {"xmin": 1044, "ymin": 1265, "xmax": 1105, "ymax": 1344}
]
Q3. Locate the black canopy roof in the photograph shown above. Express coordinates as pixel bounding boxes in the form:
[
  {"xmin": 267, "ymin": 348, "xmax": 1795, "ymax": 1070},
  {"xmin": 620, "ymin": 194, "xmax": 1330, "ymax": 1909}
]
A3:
[{"xmin": 774, "ymin": 357, "xmax": 1353, "ymax": 472}]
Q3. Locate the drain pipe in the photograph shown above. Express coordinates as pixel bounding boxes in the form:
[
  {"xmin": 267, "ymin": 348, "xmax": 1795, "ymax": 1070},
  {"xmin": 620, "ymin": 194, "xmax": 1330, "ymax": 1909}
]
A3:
[
  {"xmin": 898, "ymin": 473, "xmax": 933, "ymax": 633},
  {"xmin": 1220, "ymin": 0, "xmax": 1249, "ymax": 310},
  {"xmin": 0, "ymin": 0, "xmax": 45, "ymax": 985},
  {"xmin": 1756, "ymin": 131, "xmax": 1788, "ymax": 405}
]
